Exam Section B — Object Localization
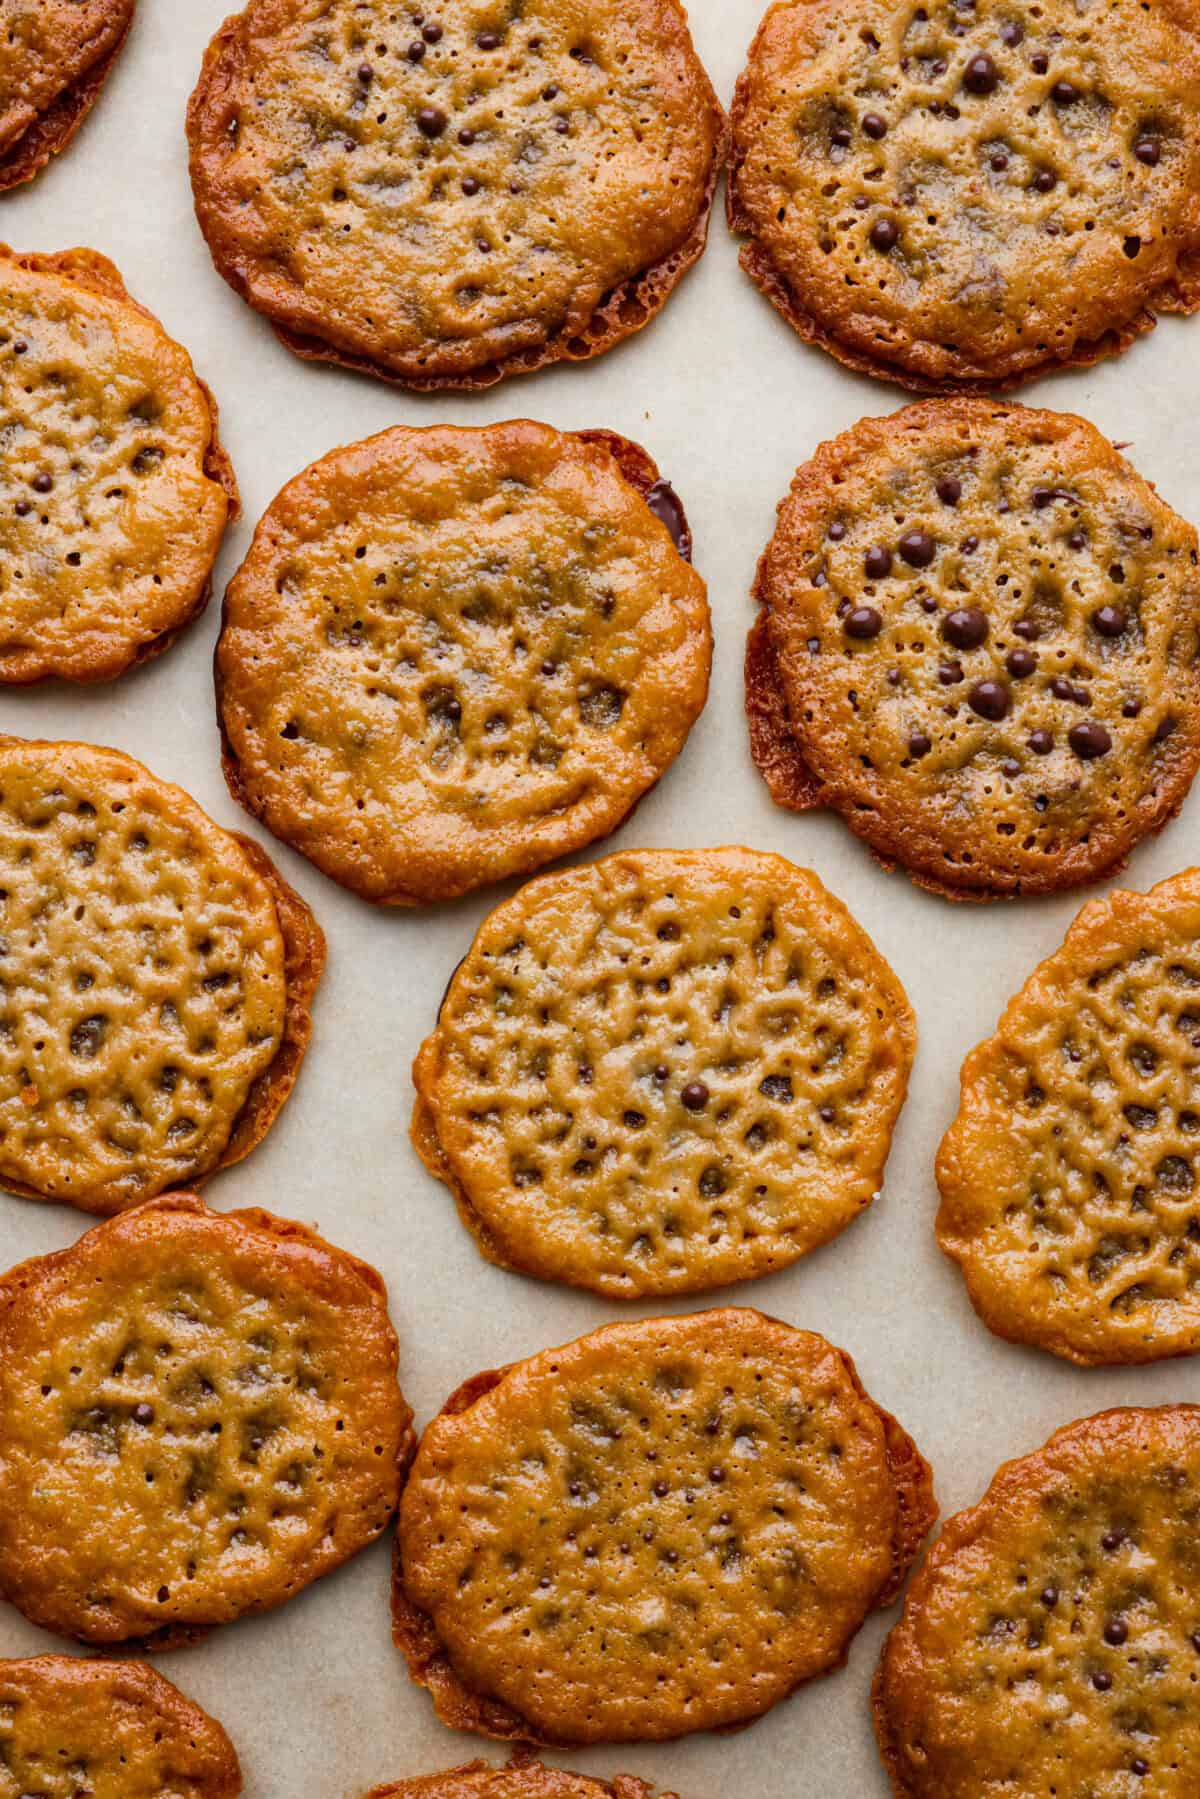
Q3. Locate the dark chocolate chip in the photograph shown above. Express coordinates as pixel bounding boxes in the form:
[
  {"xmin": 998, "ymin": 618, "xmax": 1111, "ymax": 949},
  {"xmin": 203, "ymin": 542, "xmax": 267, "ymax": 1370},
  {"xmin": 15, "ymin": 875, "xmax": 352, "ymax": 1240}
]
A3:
[
  {"xmin": 1132, "ymin": 1763, "xmax": 1149, "ymax": 1779},
  {"xmin": 357, "ymin": 62, "xmax": 373, "ymax": 81},
  {"xmin": 832, "ymin": 125, "xmax": 852, "ymax": 146},
  {"xmin": 1041, "ymin": 1585, "xmax": 1059, "ymax": 1606},
  {"xmin": 476, "ymin": 30, "xmax": 501, "ymax": 47},
  {"xmin": 943, "ymin": 606, "xmax": 988, "ymax": 649},
  {"xmin": 1012, "ymin": 618, "xmax": 1040, "ymax": 640},
  {"xmin": 1000, "ymin": 758, "xmax": 1020, "ymax": 777},
  {"xmin": 938, "ymin": 661, "xmax": 964, "ymax": 685},
  {"xmin": 921, "ymin": 595, "xmax": 939, "ymax": 613},
  {"xmin": 990, "ymin": 151, "xmax": 1009, "ymax": 170},
  {"xmin": 1101, "ymin": 1531, "xmax": 1123, "ymax": 1551},
  {"xmin": 845, "ymin": 605, "xmax": 883, "ymax": 639},
  {"xmin": 1093, "ymin": 1671, "xmax": 1113, "ymax": 1691},
  {"xmin": 1123, "ymin": 699, "xmax": 1142, "ymax": 717},
  {"xmin": 1104, "ymin": 1617, "xmax": 1128, "ymax": 1645},
  {"xmin": 1093, "ymin": 605, "xmax": 1127, "ymax": 637},
  {"xmin": 863, "ymin": 112, "xmax": 888, "ymax": 138},
  {"xmin": 936, "ymin": 477, "xmax": 962, "ymax": 505},
  {"xmin": 869, "ymin": 217, "xmax": 900, "ymax": 252},
  {"xmin": 645, "ymin": 479, "xmax": 690, "ymax": 558},
  {"xmin": 32, "ymin": 472, "xmax": 52, "ymax": 493},
  {"xmin": 422, "ymin": 21, "xmax": 442, "ymax": 39},
  {"xmin": 407, "ymin": 39, "xmax": 425, "ymax": 58},
  {"xmin": 1155, "ymin": 715, "xmax": 1176, "ymax": 742},
  {"xmin": 14, "ymin": 499, "xmax": 30, "ymax": 516},
  {"xmin": 132, "ymin": 1403, "xmax": 155, "ymax": 1425},
  {"xmin": 681, "ymin": 1081, "xmax": 709, "ymax": 1111},
  {"xmin": 969, "ymin": 679, "xmax": 1010, "ymax": 720},
  {"xmin": 963, "ymin": 51, "xmax": 999, "ymax": 93},
  {"xmin": 1052, "ymin": 79, "xmax": 1080, "ymax": 103},
  {"xmin": 1032, "ymin": 168, "xmax": 1056, "ymax": 192},
  {"xmin": 457, "ymin": 126, "xmax": 475, "ymax": 143},
  {"xmin": 555, "ymin": 117, "xmax": 570, "ymax": 133},
  {"xmin": 654, "ymin": 1065, "xmax": 669, "ymax": 1081},
  {"xmin": 1007, "ymin": 646, "xmax": 1037, "ymax": 677},
  {"xmin": 828, "ymin": 521, "xmax": 846, "ymax": 540},
  {"xmin": 1068, "ymin": 530, "xmax": 1086, "ymax": 549},
  {"xmin": 864, "ymin": 544, "xmax": 893, "ymax": 578},
  {"xmin": 1000, "ymin": 20, "xmax": 1024, "ymax": 43},
  {"xmin": 461, "ymin": 175, "xmax": 480, "ymax": 194},
  {"xmin": 416, "ymin": 105, "xmax": 447, "ymax": 136},
  {"xmin": 1031, "ymin": 52, "xmax": 1049, "ymax": 72},
  {"xmin": 1134, "ymin": 137, "xmax": 1161, "ymax": 166},
  {"xmin": 1028, "ymin": 729, "xmax": 1054, "ymax": 754},
  {"xmin": 960, "ymin": 534, "xmax": 980, "ymax": 553},
  {"xmin": 908, "ymin": 731, "xmax": 932, "ymax": 758},
  {"xmin": 899, "ymin": 528, "xmax": 936, "ymax": 567}
]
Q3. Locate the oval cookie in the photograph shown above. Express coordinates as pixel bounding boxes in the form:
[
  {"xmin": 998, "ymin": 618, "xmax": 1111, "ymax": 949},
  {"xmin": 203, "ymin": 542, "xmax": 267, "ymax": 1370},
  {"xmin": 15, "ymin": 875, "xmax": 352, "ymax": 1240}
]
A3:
[
  {"xmin": 187, "ymin": 0, "xmax": 725, "ymax": 389},
  {"xmin": 875, "ymin": 1406, "xmax": 1200, "ymax": 1796},
  {"xmin": 0, "ymin": 246, "xmax": 237, "ymax": 683},
  {"xmin": 0, "ymin": 1192, "xmax": 414, "ymax": 1644},
  {"xmin": 413, "ymin": 847, "xmax": 914, "ymax": 1296},
  {"xmin": 939, "ymin": 868, "xmax": 1200, "ymax": 1364},
  {"xmin": 394, "ymin": 1308, "xmax": 936, "ymax": 1744},
  {"xmin": 749, "ymin": 400, "xmax": 1200, "ymax": 900},
  {"xmin": 364, "ymin": 1762, "xmax": 676, "ymax": 1799},
  {"xmin": 0, "ymin": 1, "xmax": 135, "ymax": 191},
  {"xmin": 217, "ymin": 422, "xmax": 711, "ymax": 905},
  {"xmin": 0, "ymin": 736, "xmax": 323, "ymax": 1213},
  {"xmin": 0, "ymin": 1654, "xmax": 241, "ymax": 1798},
  {"xmin": 727, "ymin": 0, "xmax": 1200, "ymax": 392}
]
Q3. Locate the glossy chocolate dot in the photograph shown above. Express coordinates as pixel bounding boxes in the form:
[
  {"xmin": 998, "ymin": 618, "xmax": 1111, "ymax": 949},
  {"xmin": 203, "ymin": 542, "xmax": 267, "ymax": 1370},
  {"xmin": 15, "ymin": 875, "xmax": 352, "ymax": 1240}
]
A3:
[
  {"xmin": 13, "ymin": 499, "xmax": 30, "ymax": 516},
  {"xmin": 1050, "ymin": 677, "xmax": 1076, "ymax": 700},
  {"xmin": 416, "ymin": 105, "xmax": 447, "ymax": 136},
  {"xmin": 476, "ymin": 29, "xmax": 501, "ymax": 47},
  {"xmin": 1012, "ymin": 618, "xmax": 1041, "ymax": 640},
  {"xmin": 990, "ymin": 151, "xmax": 1009, "ymax": 170},
  {"xmin": 1101, "ymin": 1530, "xmax": 1123, "ymax": 1551},
  {"xmin": 828, "ymin": 521, "xmax": 846, "ymax": 540},
  {"xmin": 864, "ymin": 544, "xmax": 893, "ymax": 578},
  {"xmin": 1028, "ymin": 729, "xmax": 1054, "ymax": 754},
  {"xmin": 1123, "ymin": 699, "xmax": 1142, "ymax": 717},
  {"xmin": 681, "ymin": 1081, "xmax": 709, "ymax": 1111},
  {"xmin": 457, "ymin": 127, "xmax": 475, "ymax": 144},
  {"xmin": 943, "ymin": 606, "xmax": 988, "ymax": 649},
  {"xmin": 357, "ymin": 62, "xmax": 373, "ymax": 81},
  {"xmin": 969, "ymin": 679, "xmax": 1010, "ymax": 720},
  {"xmin": 1000, "ymin": 757, "xmax": 1019, "ymax": 777},
  {"xmin": 12, "ymin": 339, "xmax": 26, "ymax": 353},
  {"xmin": 1093, "ymin": 604, "xmax": 1127, "ymax": 637},
  {"xmin": 31, "ymin": 472, "xmax": 52, "ymax": 493},
  {"xmin": 1068, "ymin": 530, "xmax": 1087, "ymax": 550},
  {"xmin": 899, "ymin": 529, "xmax": 936, "ymax": 568},
  {"xmin": 1052, "ymin": 79, "xmax": 1080, "ymax": 103},
  {"xmin": 1132, "ymin": 1763, "xmax": 1149, "ymax": 1779},
  {"xmin": 937, "ymin": 476, "xmax": 962, "ymax": 505},
  {"xmin": 1093, "ymin": 1671, "xmax": 1113, "ymax": 1691},
  {"xmin": 960, "ymin": 534, "xmax": 979, "ymax": 553},
  {"xmin": 845, "ymin": 605, "xmax": 883, "ymax": 639},
  {"xmin": 1041, "ymin": 1585, "xmax": 1059, "ymax": 1606},
  {"xmin": 1134, "ymin": 136, "xmax": 1161, "ymax": 166},
  {"xmin": 407, "ymin": 38, "xmax": 425, "ymax": 58},
  {"xmin": 870, "ymin": 217, "xmax": 900, "ymax": 252},
  {"xmin": 1032, "ymin": 168, "xmax": 1057, "ymax": 192},
  {"xmin": 1031, "ymin": 51, "xmax": 1049, "ymax": 71},
  {"xmin": 863, "ymin": 112, "xmax": 888, "ymax": 139},
  {"xmin": 461, "ymin": 175, "xmax": 480, "ymax": 194},
  {"xmin": 1007, "ymin": 646, "xmax": 1037, "ymax": 677},
  {"xmin": 1001, "ymin": 20, "xmax": 1024, "ymax": 42},
  {"xmin": 938, "ymin": 661, "xmax": 964, "ymax": 685},
  {"xmin": 132, "ymin": 1403, "xmax": 155, "ymax": 1425},
  {"xmin": 908, "ymin": 732, "xmax": 932, "ymax": 758},
  {"xmin": 1069, "ymin": 721, "xmax": 1112, "ymax": 759},
  {"xmin": 1104, "ymin": 1617, "xmax": 1128, "ymax": 1645},
  {"xmin": 422, "ymin": 20, "xmax": 442, "ymax": 39},
  {"xmin": 964, "ymin": 51, "xmax": 999, "ymax": 93},
  {"xmin": 832, "ymin": 125, "xmax": 852, "ymax": 146},
  {"xmin": 555, "ymin": 117, "xmax": 570, "ymax": 133}
]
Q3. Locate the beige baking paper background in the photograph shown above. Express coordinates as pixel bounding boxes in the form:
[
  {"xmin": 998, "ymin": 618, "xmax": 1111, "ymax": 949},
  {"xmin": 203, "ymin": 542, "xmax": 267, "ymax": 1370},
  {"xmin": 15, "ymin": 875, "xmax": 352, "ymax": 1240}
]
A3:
[{"xmin": 1, "ymin": 2, "xmax": 1199, "ymax": 1792}]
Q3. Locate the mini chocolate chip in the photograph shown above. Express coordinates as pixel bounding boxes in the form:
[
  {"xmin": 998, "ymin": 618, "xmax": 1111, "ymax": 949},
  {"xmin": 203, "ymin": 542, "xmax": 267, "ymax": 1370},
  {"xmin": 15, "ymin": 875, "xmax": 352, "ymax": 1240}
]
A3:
[
  {"xmin": 1052, "ymin": 79, "xmax": 1080, "ymax": 103},
  {"xmin": 457, "ymin": 126, "xmax": 475, "ymax": 143},
  {"xmin": 407, "ymin": 39, "xmax": 425, "ymax": 58},
  {"xmin": 960, "ymin": 534, "xmax": 979, "ymax": 553},
  {"xmin": 936, "ymin": 476, "xmax": 962, "ymax": 505},
  {"xmin": 963, "ymin": 51, "xmax": 999, "ymax": 93},
  {"xmin": 681, "ymin": 1081, "xmax": 709, "ymax": 1111},
  {"xmin": 1102, "ymin": 1530, "xmax": 1123, "ymax": 1551},
  {"xmin": 990, "ymin": 151, "xmax": 1009, "ymax": 170},
  {"xmin": 422, "ymin": 21, "xmax": 442, "ymax": 39},
  {"xmin": 12, "ymin": 339, "xmax": 26, "ymax": 353},
  {"xmin": 832, "ymin": 125, "xmax": 852, "ymax": 146},
  {"xmin": 870, "ymin": 217, "xmax": 899, "ymax": 252},
  {"xmin": 1001, "ymin": 20, "xmax": 1024, "ymax": 43},
  {"xmin": 1050, "ymin": 676, "xmax": 1077, "ymax": 700},
  {"xmin": 1013, "ymin": 618, "xmax": 1040, "ymax": 640},
  {"xmin": 1093, "ymin": 1671, "xmax": 1113, "ymax": 1691},
  {"xmin": 476, "ymin": 29, "xmax": 500, "ymax": 47},
  {"xmin": 1104, "ymin": 1618, "xmax": 1128, "ymax": 1645},
  {"xmin": 1123, "ymin": 699, "xmax": 1142, "ymax": 717},
  {"xmin": 1041, "ymin": 1585, "xmax": 1059, "ymax": 1606},
  {"xmin": 1028, "ymin": 729, "xmax": 1054, "ymax": 754},
  {"xmin": 887, "ymin": 668, "xmax": 901, "ymax": 685},
  {"xmin": 1134, "ymin": 136, "xmax": 1161, "ymax": 166},
  {"xmin": 938, "ymin": 661, "xmax": 964, "ymax": 685},
  {"xmin": 1068, "ymin": 530, "xmax": 1086, "ymax": 549},
  {"xmin": 864, "ymin": 544, "xmax": 893, "ymax": 578},
  {"xmin": 943, "ymin": 606, "xmax": 988, "ymax": 649},
  {"xmin": 899, "ymin": 528, "xmax": 936, "ymax": 567},
  {"xmin": 969, "ymin": 680, "xmax": 1010, "ymax": 720},
  {"xmin": 1132, "ymin": 1762, "xmax": 1149, "ymax": 1779},
  {"xmin": 1032, "ymin": 168, "xmax": 1056, "ymax": 192},
  {"xmin": 654, "ymin": 1065, "xmax": 669, "ymax": 1081},
  {"xmin": 863, "ymin": 112, "xmax": 888, "ymax": 138},
  {"xmin": 1007, "ymin": 647, "xmax": 1037, "ymax": 677},
  {"xmin": 1000, "ymin": 758, "xmax": 1020, "ymax": 777},
  {"xmin": 921, "ymin": 595, "xmax": 939, "ymax": 613},
  {"xmin": 1155, "ymin": 714, "xmax": 1176, "ymax": 742},
  {"xmin": 845, "ymin": 606, "xmax": 883, "ymax": 639},
  {"xmin": 132, "ymin": 1403, "xmax": 155, "ymax": 1425},
  {"xmin": 1032, "ymin": 486, "xmax": 1054, "ymax": 507},
  {"xmin": 555, "ymin": 118, "xmax": 570, "ymax": 132},
  {"xmin": 710, "ymin": 1467, "xmax": 725, "ymax": 1483},
  {"xmin": 1093, "ymin": 604, "xmax": 1126, "ymax": 637},
  {"xmin": 462, "ymin": 175, "xmax": 480, "ymax": 194},
  {"xmin": 416, "ymin": 106, "xmax": 447, "ymax": 136},
  {"xmin": 653, "ymin": 1479, "xmax": 668, "ymax": 1496},
  {"xmin": 1031, "ymin": 52, "xmax": 1048, "ymax": 72},
  {"xmin": 14, "ymin": 499, "xmax": 30, "ymax": 516},
  {"xmin": 829, "ymin": 520, "xmax": 846, "ymax": 540},
  {"xmin": 32, "ymin": 472, "xmax": 52, "ymax": 493},
  {"xmin": 908, "ymin": 732, "xmax": 932, "ymax": 758}
]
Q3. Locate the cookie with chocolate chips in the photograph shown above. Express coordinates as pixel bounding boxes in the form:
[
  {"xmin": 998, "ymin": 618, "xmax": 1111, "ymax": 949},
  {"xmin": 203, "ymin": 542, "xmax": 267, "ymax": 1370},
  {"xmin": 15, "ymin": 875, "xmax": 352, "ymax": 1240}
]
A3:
[
  {"xmin": 0, "ymin": 0, "xmax": 135, "ymax": 191},
  {"xmin": 727, "ymin": 0, "xmax": 1200, "ymax": 391},
  {"xmin": 217, "ymin": 421, "xmax": 710, "ymax": 905},
  {"xmin": 364, "ymin": 1761, "xmax": 677, "ymax": 1799},
  {"xmin": 939, "ymin": 867, "xmax": 1200, "ymax": 1364},
  {"xmin": 0, "ymin": 737, "xmax": 324, "ymax": 1214},
  {"xmin": 0, "ymin": 1654, "xmax": 242, "ymax": 1798},
  {"xmin": 748, "ymin": 400, "xmax": 1200, "ymax": 900},
  {"xmin": 394, "ymin": 1308, "xmax": 935, "ymax": 1744},
  {"xmin": 187, "ymin": 0, "xmax": 725, "ymax": 389},
  {"xmin": 875, "ymin": 1406, "xmax": 1200, "ymax": 1796},
  {"xmin": 413, "ymin": 847, "xmax": 914, "ymax": 1296},
  {"xmin": 0, "ymin": 246, "xmax": 238, "ymax": 683},
  {"xmin": 0, "ymin": 1192, "xmax": 414, "ymax": 1645}
]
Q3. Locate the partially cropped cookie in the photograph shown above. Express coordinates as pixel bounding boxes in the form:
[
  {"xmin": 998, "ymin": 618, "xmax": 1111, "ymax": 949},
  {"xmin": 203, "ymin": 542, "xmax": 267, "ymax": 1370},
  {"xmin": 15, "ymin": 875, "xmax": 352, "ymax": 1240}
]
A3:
[
  {"xmin": 0, "ymin": 1193, "xmax": 413, "ymax": 1645},
  {"xmin": 0, "ymin": 1, "xmax": 135, "ymax": 190},
  {"xmin": 187, "ymin": 0, "xmax": 724, "ymax": 389},
  {"xmin": 728, "ymin": 0, "xmax": 1200, "ymax": 391},
  {"xmin": 749, "ymin": 400, "xmax": 1200, "ymax": 900},
  {"xmin": 0, "ymin": 247, "xmax": 237, "ymax": 683},
  {"xmin": 0, "ymin": 737, "xmax": 323, "ymax": 1213},
  {"xmin": 875, "ymin": 1406, "xmax": 1200, "ymax": 1796},
  {"xmin": 364, "ymin": 1761, "xmax": 676, "ymax": 1799},
  {"xmin": 939, "ymin": 868, "xmax": 1200, "ymax": 1364},
  {"xmin": 394, "ymin": 1308, "xmax": 935, "ymax": 1744},
  {"xmin": 413, "ymin": 848, "xmax": 914, "ymax": 1296},
  {"xmin": 217, "ymin": 422, "xmax": 710, "ymax": 904},
  {"xmin": 0, "ymin": 1654, "xmax": 241, "ymax": 1798}
]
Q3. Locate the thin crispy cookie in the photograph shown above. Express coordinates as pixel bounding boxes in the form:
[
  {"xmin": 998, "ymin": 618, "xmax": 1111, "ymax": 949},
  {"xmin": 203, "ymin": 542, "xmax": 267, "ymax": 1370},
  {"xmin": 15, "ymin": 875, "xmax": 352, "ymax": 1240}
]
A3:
[
  {"xmin": 362, "ymin": 1758, "xmax": 678, "ymax": 1799},
  {"xmin": 0, "ymin": 1, "xmax": 135, "ymax": 191}
]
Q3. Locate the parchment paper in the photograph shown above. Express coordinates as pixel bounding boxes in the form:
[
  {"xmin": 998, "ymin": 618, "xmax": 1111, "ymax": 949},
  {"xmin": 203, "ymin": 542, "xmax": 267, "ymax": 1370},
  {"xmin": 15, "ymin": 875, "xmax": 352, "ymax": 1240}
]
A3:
[{"xmin": 2, "ymin": 4, "xmax": 1198, "ymax": 1792}]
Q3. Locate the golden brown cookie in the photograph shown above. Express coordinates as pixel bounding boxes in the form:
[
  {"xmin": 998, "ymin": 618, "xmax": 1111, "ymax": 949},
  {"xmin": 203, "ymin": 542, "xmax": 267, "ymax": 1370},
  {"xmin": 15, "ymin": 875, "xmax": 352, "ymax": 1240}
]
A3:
[
  {"xmin": 0, "ymin": 1192, "xmax": 414, "ymax": 1646},
  {"xmin": 0, "ymin": 1, "xmax": 135, "ymax": 191},
  {"xmin": 363, "ymin": 1760, "xmax": 676, "ymax": 1799},
  {"xmin": 938, "ymin": 868, "xmax": 1200, "ymax": 1365},
  {"xmin": 874, "ymin": 1406, "xmax": 1200, "ymax": 1796},
  {"xmin": 749, "ymin": 400, "xmax": 1200, "ymax": 901},
  {"xmin": 727, "ymin": 0, "xmax": 1200, "ymax": 393},
  {"xmin": 216, "ymin": 421, "xmax": 711, "ymax": 905},
  {"xmin": 413, "ymin": 847, "xmax": 914, "ymax": 1296},
  {"xmin": 0, "ymin": 736, "xmax": 324, "ymax": 1214},
  {"xmin": 394, "ymin": 1308, "xmax": 936, "ymax": 1744},
  {"xmin": 0, "ymin": 246, "xmax": 237, "ymax": 684},
  {"xmin": 0, "ymin": 1654, "xmax": 242, "ymax": 1798},
  {"xmin": 187, "ymin": 0, "xmax": 725, "ymax": 390}
]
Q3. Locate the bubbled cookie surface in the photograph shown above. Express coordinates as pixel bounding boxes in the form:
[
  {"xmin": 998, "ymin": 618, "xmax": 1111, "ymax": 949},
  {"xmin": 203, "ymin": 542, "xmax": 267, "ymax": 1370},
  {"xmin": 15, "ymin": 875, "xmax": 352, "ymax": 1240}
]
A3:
[
  {"xmin": 364, "ymin": 1761, "xmax": 675, "ymax": 1799},
  {"xmin": 395, "ymin": 1309, "xmax": 935, "ymax": 1744},
  {"xmin": 0, "ymin": 1194, "xmax": 412, "ymax": 1644},
  {"xmin": 0, "ymin": 738, "xmax": 291, "ymax": 1212},
  {"xmin": 727, "ymin": 0, "xmax": 1200, "ymax": 391},
  {"xmin": 413, "ymin": 848, "xmax": 914, "ymax": 1296},
  {"xmin": 750, "ymin": 400, "xmax": 1200, "ymax": 900},
  {"xmin": 939, "ymin": 868, "xmax": 1200, "ymax": 1364},
  {"xmin": 875, "ymin": 1406, "xmax": 1200, "ymax": 1797},
  {"xmin": 217, "ymin": 422, "xmax": 711, "ymax": 904},
  {"xmin": 0, "ymin": 248, "xmax": 235, "ymax": 683},
  {"xmin": 0, "ymin": 1655, "xmax": 242, "ymax": 1798},
  {"xmin": 187, "ymin": 0, "xmax": 724, "ymax": 388},
  {"xmin": 0, "ymin": 1, "xmax": 135, "ymax": 190}
]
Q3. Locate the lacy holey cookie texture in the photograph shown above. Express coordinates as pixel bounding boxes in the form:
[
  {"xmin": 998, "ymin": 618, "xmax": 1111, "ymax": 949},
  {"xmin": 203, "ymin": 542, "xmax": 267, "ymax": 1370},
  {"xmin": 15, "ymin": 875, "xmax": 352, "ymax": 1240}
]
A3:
[
  {"xmin": 727, "ymin": 0, "xmax": 1200, "ymax": 391},
  {"xmin": 748, "ymin": 400, "xmax": 1200, "ymax": 900},
  {"xmin": 0, "ymin": 1194, "xmax": 414, "ymax": 1645},
  {"xmin": 217, "ymin": 422, "xmax": 711, "ymax": 904},
  {"xmin": 939, "ymin": 868, "xmax": 1200, "ymax": 1364},
  {"xmin": 187, "ymin": 0, "xmax": 725, "ymax": 388},
  {"xmin": 0, "ymin": 246, "xmax": 237, "ymax": 683},
  {"xmin": 0, "ymin": 0, "xmax": 135, "ymax": 191},
  {"xmin": 394, "ymin": 1309, "xmax": 935, "ymax": 1744},
  {"xmin": 0, "ymin": 1655, "xmax": 242, "ymax": 1799},
  {"xmin": 0, "ymin": 738, "xmax": 323, "ymax": 1212},
  {"xmin": 363, "ymin": 1762, "xmax": 677, "ymax": 1799},
  {"xmin": 413, "ymin": 847, "xmax": 914, "ymax": 1296},
  {"xmin": 874, "ymin": 1407, "xmax": 1200, "ymax": 1796}
]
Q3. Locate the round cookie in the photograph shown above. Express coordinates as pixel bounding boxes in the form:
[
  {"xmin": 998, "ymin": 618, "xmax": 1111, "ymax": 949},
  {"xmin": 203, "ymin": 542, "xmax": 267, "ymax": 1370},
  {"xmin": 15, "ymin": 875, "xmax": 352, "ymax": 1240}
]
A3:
[
  {"xmin": 748, "ymin": 400, "xmax": 1200, "ymax": 901},
  {"xmin": 0, "ymin": 246, "xmax": 237, "ymax": 684},
  {"xmin": 364, "ymin": 1762, "xmax": 676, "ymax": 1799},
  {"xmin": 413, "ymin": 847, "xmax": 915, "ymax": 1297},
  {"xmin": 0, "ymin": 736, "xmax": 324, "ymax": 1214},
  {"xmin": 0, "ymin": 1654, "xmax": 241, "ymax": 1798},
  {"xmin": 726, "ymin": 0, "xmax": 1200, "ymax": 392},
  {"xmin": 394, "ymin": 1308, "xmax": 936, "ymax": 1744},
  {"xmin": 874, "ymin": 1406, "xmax": 1200, "ymax": 1796},
  {"xmin": 0, "ymin": 1, "xmax": 135, "ymax": 191},
  {"xmin": 217, "ymin": 422, "xmax": 711, "ymax": 905},
  {"xmin": 939, "ymin": 867, "xmax": 1200, "ymax": 1365},
  {"xmin": 0, "ymin": 1192, "xmax": 414, "ymax": 1645},
  {"xmin": 187, "ymin": 0, "xmax": 725, "ymax": 390}
]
